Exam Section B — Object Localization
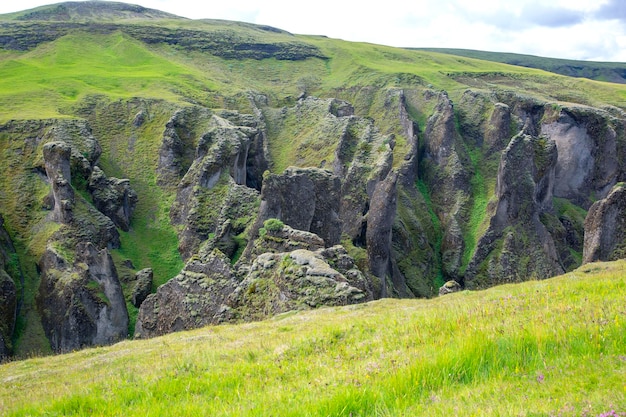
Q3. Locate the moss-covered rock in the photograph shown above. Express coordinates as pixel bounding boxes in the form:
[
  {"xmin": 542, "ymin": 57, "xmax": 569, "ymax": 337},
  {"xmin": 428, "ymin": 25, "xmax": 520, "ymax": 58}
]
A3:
[
  {"xmin": 37, "ymin": 242, "xmax": 128, "ymax": 353},
  {"xmin": 583, "ymin": 183, "xmax": 626, "ymax": 263},
  {"xmin": 131, "ymin": 268, "xmax": 153, "ymax": 308},
  {"xmin": 88, "ymin": 166, "xmax": 137, "ymax": 232},
  {"xmin": 246, "ymin": 167, "xmax": 342, "ymax": 252},
  {"xmin": 232, "ymin": 247, "xmax": 371, "ymax": 321},
  {"xmin": 134, "ymin": 249, "xmax": 238, "ymax": 338},
  {"xmin": 170, "ymin": 112, "xmax": 264, "ymax": 259},
  {"xmin": 464, "ymin": 133, "xmax": 563, "ymax": 288},
  {"xmin": 0, "ymin": 214, "xmax": 21, "ymax": 359}
]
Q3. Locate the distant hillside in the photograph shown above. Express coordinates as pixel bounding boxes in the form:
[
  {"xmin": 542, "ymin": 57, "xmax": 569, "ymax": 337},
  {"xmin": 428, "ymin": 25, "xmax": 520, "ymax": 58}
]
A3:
[
  {"xmin": 0, "ymin": 1, "xmax": 181, "ymax": 21},
  {"xmin": 414, "ymin": 48, "xmax": 626, "ymax": 84}
]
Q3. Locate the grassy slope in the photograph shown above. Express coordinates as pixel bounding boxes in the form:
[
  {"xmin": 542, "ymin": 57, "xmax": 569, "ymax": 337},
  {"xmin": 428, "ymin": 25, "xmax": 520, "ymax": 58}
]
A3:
[
  {"xmin": 0, "ymin": 30, "xmax": 219, "ymax": 122},
  {"xmin": 0, "ymin": 260, "xmax": 624, "ymax": 416},
  {"xmin": 414, "ymin": 48, "xmax": 626, "ymax": 84},
  {"xmin": 4, "ymin": 27, "xmax": 626, "ymax": 123}
]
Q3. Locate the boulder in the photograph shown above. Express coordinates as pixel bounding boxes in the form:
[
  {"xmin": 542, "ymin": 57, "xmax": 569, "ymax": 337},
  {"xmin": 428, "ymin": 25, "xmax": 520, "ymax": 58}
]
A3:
[
  {"xmin": 439, "ymin": 280, "xmax": 462, "ymax": 296},
  {"xmin": 131, "ymin": 268, "xmax": 153, "ymax": 308}
]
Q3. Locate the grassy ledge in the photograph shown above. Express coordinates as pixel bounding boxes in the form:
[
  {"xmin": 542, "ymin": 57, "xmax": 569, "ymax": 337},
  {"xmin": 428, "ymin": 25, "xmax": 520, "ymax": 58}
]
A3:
[{"xmin": 1, "ymin": 260, "xmax": 624, "ymax": 416}]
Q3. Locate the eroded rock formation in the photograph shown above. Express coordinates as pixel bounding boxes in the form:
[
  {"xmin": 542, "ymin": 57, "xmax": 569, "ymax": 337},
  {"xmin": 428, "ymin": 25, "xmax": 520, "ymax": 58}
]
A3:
[
  {"xmin": 583, "ymin": 183, "xmax": 626, "ymax": 263},
  {"xmin": 38, "ymin": 242, "xmax": 128, "ymax": 352},
  {"xmin": 88, "ymin": 167, "xmax": 138, "ymax": 232},
  {"xmin": 134, "ymin": 248, "xmax": 238, "ymax": 339},
  {"xmin": 170, "ymin": 112, "xmax": 264, "ymax": 259},
  {"xmin": 465, "ymin": 133, "xmax": 563, "ymax": 288},
  {"xmin": 248, "ymin": 167, "xmax": 342, "ymax": 250},
  {"xmin": 0, "ymin": 215, "xmax": 18, "ymax": 359},
  {"xmin": 135, "ymin": 224, "xmax": 371, "ymax": 338}
]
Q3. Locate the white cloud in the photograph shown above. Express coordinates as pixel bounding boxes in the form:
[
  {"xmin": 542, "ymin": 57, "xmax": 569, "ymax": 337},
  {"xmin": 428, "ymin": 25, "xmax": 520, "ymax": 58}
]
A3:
[{"xmin": 0, "ymin": 0, "xmax": 624, "ymax": 61}]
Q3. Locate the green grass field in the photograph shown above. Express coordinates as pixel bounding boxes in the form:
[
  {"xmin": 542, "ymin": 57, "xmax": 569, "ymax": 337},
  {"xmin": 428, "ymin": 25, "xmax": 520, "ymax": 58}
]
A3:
[{"xmin": 1, "ymin": 260, "xmax": 624, "ymax": 416}]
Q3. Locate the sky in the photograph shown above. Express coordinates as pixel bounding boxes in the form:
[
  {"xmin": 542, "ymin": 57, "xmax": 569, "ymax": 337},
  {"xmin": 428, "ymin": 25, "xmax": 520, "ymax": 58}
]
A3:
[{"xmin": 1, "ymin": 0, "xmax": 625, "ymax": 62}]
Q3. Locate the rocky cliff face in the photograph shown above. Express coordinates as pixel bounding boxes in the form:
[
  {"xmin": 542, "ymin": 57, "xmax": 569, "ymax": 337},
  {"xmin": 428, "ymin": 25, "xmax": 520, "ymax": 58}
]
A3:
[
  {"xmin": 132, "ymin": 88, "xmax": 626, "ymax": 339},
  {"xmin": 2, "ymin": 51, "xmax": 626, "ymax": 353},
  {"xmin": 464, "ymin": 133, "xmax": 563, "ymax": 288},
  {"xmin": 583, "ymin": 183, "xmax": 626, "ymax": 263},
  {"xmin": 248, "ymin": 167, "xmax": 342, "ymax": 250},
  {"xmin": 38, "ymin": 242, "xmax": 128, "ymax": 352},
  {"xmin": 169, "ymin": 112, "xmax": 265, "ymax": 260},
  {"xmin": 43, "ymin": 141, "xmax": 75, "ymax": 224},
  {"xmin": 88, "ymin": 167, "xmax": 137, "ymax": 232},
  {"xmin": 0, "ymin": 118, "xmax": 137, "ymax": 354},
  {"xmin": 0, "ymin": 215, "xmax": 19, "ymax": 359}
]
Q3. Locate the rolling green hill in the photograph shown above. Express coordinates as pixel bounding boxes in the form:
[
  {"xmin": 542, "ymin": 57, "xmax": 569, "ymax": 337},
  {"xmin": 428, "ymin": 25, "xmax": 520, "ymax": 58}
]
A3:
[{"xmin": 414, "ymin": 48, "xmax": 626, "ymax": 84}]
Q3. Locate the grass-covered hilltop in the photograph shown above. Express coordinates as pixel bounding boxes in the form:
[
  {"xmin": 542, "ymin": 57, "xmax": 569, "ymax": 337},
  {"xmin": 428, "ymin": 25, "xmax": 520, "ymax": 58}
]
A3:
[{"xmin": 0, "ymin": 1, "xmax": 625, "ymax": 413}]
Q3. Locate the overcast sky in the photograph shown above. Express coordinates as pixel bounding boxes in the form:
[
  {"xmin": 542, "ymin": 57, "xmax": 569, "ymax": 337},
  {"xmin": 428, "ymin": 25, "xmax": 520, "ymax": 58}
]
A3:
[{"xmin": 1, "ymin": 0, "xmax": 625, "ymax": 62}]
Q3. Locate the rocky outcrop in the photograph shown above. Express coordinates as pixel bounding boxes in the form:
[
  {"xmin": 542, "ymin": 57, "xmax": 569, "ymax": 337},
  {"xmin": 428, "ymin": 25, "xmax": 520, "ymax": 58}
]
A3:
[
  {"xmin": 231, "ymin": 246, "xmax": 371, "ymax": 321},
  {"xmin": 43, "ymin": 141, "xmax": 75, "ymax": 224},
  {"xmin": 134, "ymin": 249, "xmax": 238, "ymax": 338},
  {"xmin": 32, "ymin": 121, "xmax": 138, "ymax": 352},
  {"xmin": 38, "ymin": 242, "xmax": 128, "ymax": 352},
  {"xmin": 541, "ymin": 109, "xmax": 620, "ymax": 208},
  {"xmin": 131, "ymin": 268, "xmax": 153, "ymax": 308},
  {"xmin": 366, "ymin": 171, "xmax": 400, "ymax": 297},
  {"xmin": 243, "ymin": 222, "xmax": 325, "ymax": 261},
  {"xmin": 464, "ymin": 133, "xmax": 564, "ymax": 288},
  {"xmin": 170, "ymin": 113, "xmax": 263, "ymax": 259},
  {"xmin": 135, "ymin": 229, "xmax": 372, "ymax": 339},
  {"xmin": 421, "ymin": 92, "xmax": 471, "ymax": 279},
  {"xmin": 0, "ymin": 268, "xmax": 16, "ymax": 360},
  {"xmin": 248, "ymin": 167, "xmax": 342, "ymax": 249},
  {"xmin": 156, "ymin": 107, "xmax": 212, "ymax": 187},
  {"xmin": 88, "ymin": 167, "xmax": 138, "ymax": 231},
  {"xmin": 0, "ymin": 215, "xmax": 18, "ymax": 359},
  {"xmin": 397, "ymin": 90, "xmax": 420, "ymax": 187},
  {"xmin": 583, "ymin": 183, "xmax": 626, "ymax": 263},
  {"xmin": 205, "ymin": 184, "xmax": 260, "ymax": 261},
  {"xmin": 485, "ymin": 103, "xmax": 513, "ymax": 152},
  {"xmin": 337, "ymin": 119, "xmax": 395, "ymax": 245},
  {"xmin": 42, "ymin": 144, "xmax": 120, "ymax": 250}
]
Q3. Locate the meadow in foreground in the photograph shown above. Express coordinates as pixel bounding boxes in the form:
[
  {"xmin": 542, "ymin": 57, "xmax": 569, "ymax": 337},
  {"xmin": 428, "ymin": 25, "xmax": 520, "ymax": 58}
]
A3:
[{"xmin": 0, "ymin": 260, "xmax": 624, "ymax": 416}]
